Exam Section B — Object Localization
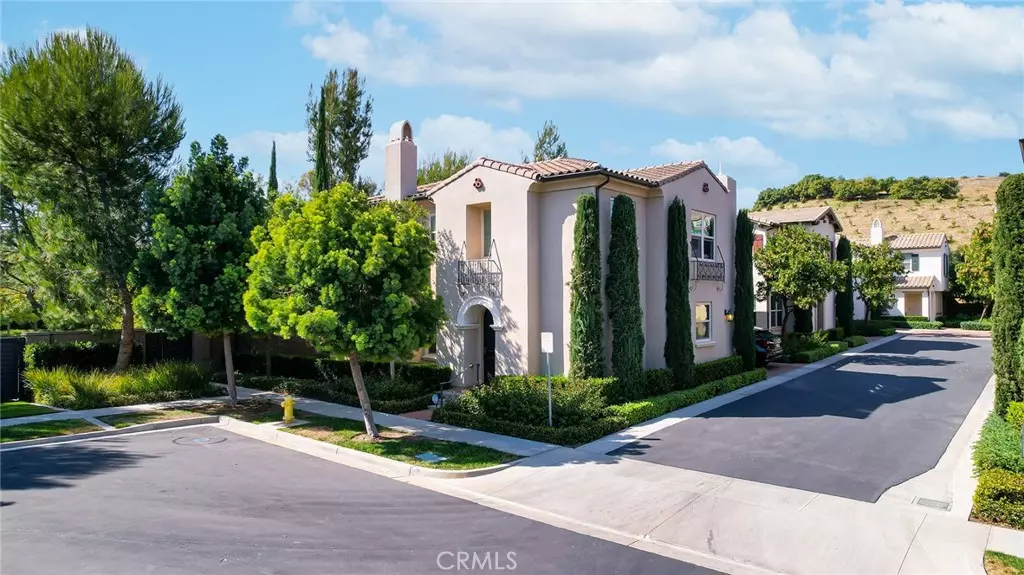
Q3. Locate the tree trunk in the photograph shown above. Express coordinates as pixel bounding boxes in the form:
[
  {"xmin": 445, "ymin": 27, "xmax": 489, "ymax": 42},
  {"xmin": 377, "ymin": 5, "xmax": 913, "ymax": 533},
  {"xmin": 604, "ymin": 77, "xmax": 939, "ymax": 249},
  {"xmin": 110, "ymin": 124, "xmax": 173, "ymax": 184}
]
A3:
[
  {"xmin": 223, "ymin": 333, "xmax": 237, "ymax": 405},
  {"xmin": 981, "ymin": 303, "xmax": 990, "ymax": 320},
  {"xmin": 114, "ymin": 286, "xmax": 135, "ymax": 372},
  {"xmin": 349, "ymin": 354, "xmax": 379, "ymax": 439}
]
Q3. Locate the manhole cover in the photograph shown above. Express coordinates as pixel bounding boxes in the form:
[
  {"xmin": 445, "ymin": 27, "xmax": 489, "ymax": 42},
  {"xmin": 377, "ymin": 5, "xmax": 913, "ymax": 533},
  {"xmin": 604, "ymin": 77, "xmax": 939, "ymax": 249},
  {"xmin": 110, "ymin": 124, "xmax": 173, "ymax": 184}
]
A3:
[
  {"xmin": 172, "ymin": 436, "xmax": 227, "ymax": 446},
  {"xmin": 914, "ymin": 497, "xmax": 951, "ymax": 511}
]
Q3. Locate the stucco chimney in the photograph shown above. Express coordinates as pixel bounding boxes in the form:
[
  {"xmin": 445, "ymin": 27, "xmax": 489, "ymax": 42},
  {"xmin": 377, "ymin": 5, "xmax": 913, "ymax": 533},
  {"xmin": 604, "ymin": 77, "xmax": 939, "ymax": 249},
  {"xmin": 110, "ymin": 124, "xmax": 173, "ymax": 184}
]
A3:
[
  {"xmin": 870, "ymin": 218, "xmax": 884, "ymax": 245},
  {"xmin": 385, "ymin": 120, "xmax": 417, "ymax": 201},
  {"xmin": 716, "ymin": 171, "xmax": 737, "ymax": 194}
]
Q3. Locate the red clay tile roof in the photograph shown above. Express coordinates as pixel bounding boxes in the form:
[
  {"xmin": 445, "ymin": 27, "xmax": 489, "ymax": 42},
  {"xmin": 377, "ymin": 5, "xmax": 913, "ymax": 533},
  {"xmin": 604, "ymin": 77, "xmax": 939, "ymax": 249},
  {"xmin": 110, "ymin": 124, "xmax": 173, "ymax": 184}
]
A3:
[
  {"xmin": 419, "ymin": 157, "xmax": 716, "ymax": 196},
  {"xmin": 896, "ymin": 275, "xmax": 935, "ymax": 289},
  {"xmin": 889, "ymin": 233, "xmax": 946, "ymax": 250},
  {"xmin": 747, "ymin": 206, "xmax": 844, "ymax": 232}
]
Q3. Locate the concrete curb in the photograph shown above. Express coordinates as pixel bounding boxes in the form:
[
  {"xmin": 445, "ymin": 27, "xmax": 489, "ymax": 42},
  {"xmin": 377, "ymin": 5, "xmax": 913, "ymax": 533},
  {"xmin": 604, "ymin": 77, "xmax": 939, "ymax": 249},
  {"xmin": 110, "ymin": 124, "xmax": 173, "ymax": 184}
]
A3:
[
  {"xmin": 216, "ymin": 416, "xmax": 521, "ymax": 480},
  {"xmin": 0, "ymin": 415, "xmax": 220, "ymax": 451},
  {"xmin": 577, "ymin": 333, "xmax": 905, "ymax": 455}
]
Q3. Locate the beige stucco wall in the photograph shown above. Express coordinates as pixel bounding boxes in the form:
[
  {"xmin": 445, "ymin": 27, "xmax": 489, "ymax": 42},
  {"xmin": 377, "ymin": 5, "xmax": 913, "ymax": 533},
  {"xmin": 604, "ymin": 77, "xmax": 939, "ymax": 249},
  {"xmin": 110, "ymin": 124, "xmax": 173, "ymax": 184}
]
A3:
[{"xmin": 432, "ymin": 167, "xmax": 535, "ymax": 385}]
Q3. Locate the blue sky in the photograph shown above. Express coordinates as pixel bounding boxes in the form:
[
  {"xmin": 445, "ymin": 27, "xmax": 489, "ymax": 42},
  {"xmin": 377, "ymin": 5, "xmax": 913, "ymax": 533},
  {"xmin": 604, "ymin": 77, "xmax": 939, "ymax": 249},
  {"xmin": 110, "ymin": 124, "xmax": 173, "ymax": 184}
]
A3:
[{"xmin": 3, "ymin": 0, "xmax": 1022, "ymax": 208}]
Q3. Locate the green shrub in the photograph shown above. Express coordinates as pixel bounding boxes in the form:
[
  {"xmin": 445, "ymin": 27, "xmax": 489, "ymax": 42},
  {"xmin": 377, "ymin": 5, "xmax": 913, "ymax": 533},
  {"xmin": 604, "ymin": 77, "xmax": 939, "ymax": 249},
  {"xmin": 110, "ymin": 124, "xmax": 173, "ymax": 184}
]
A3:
[
  {"xmin": 906, "ymin": 321, "xmax": 942, "ymax": 329},
  {"xmin": 973, "ymin": 469, "xmax": 1024, "ymax": 528},
  {"xmin": 231, "ymin": 353, "xmax": 452, "ymax": 388},
  {"xmin": 880, "ymin": 327, "xmax": 896, "ymax": 336},
  {"xmin": 790, "ymin": 346, "xmax": 841, "ymax": 363},
  {"xmin": 568, "ymin": 192, "xmax": 605, "ymax": 379},
  {"xmin": 973, "ymin": 412, "xmax": 1024, "ymax": 475},
  {"xmin": 606, "ymin": 194, "xmax": 645, "ymax": 396},
  {"xmin": 844, "ymin": 335, "xmax": 868, "ymax": 348},
  {"xmin": 829, "ymin": 341, "xmax": 849, "ymax": 352},
  {"xmin": 604, "ymin": 369, "xmax": 768, "ymax": 427},
  {"xmin": 692, "ymin": 355, "xmax": 744, "ymax": 387},
  {"xmin": 643, "ymin": 369, "xmax": 675, "ymax": 397},
  {"xmin": 992, "ymin": 174, "xmax": 1024, "ymax": 415},
  {"xmin": 664, "ymin": 197, "xmax": 695, "ymax": 388},
  {"xmin": 1008, "ymin": 402, "xmax": 1024, "ymax": 430},
  {"xmin": 455, "ymin": 375, "xmax": 608, "ymax": 427},
  {"xmin": 23, "ymin": 340, "xmax": 142, "ymax": 371},
  {"xmin": 235, "ymin": 373, "xmax": 435, "ymax": 414},
  {"xmin": 826, "ymin": 327, "xmax": 846, "ymax": 341},
  {"xmin": 854, "ymin": 320, "xmax": 898, "ymax": 336},
  {"xmin": 25, "ymin": 362, "xmax": 217, "ymax": 410},
  {"xmin": 432, "ymin": 369, "xmax": 768, "ymax": 447},
  {"xmin": 961, "ymin": 320, "xmax": 993, "ymax": 331}
]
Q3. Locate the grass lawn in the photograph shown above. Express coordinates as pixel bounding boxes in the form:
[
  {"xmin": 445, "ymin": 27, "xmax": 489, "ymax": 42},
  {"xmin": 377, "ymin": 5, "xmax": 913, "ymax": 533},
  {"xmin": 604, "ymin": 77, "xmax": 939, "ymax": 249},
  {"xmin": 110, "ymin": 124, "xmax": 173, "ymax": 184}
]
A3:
[
  {"xmin": 0, "ymin": 401, "xmax": 58, "ymax": 420},
  {"xmin": 1, "ymin": 419, "xmax": 102, "ymax": 443},
  {"xmin": 986, "ymin": 551, "xmax": 1024, "ymax": 575},
  {"xmin": 98, "ymin": 410, "xmax": 200, "ymax": 429},
  {"xmin": 187, "ymin": 399, "xmax": 284, "ymax": 423},
  {"xmin": 285, "ymin": 414, "xmax": 519, "ymax": 470}
]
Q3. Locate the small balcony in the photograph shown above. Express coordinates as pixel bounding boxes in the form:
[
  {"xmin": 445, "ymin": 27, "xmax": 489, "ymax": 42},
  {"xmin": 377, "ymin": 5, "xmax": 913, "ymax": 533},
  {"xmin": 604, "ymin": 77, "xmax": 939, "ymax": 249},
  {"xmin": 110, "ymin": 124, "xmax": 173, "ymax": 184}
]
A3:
[
  {"xmin": 459, "ymin": 258, "xmax": 502, "ymax": 296},
  {"xmin": 690, "ymin": 244, "xmax": 726, "ymax": 283}
]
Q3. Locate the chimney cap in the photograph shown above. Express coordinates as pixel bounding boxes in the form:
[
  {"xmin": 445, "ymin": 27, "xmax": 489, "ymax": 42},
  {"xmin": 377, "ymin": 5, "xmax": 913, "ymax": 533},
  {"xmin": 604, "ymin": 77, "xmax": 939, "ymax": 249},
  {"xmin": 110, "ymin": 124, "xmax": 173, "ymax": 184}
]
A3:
[{"xmin": 389, "ymin": 120, "xmax": 413, "ymax": 143}]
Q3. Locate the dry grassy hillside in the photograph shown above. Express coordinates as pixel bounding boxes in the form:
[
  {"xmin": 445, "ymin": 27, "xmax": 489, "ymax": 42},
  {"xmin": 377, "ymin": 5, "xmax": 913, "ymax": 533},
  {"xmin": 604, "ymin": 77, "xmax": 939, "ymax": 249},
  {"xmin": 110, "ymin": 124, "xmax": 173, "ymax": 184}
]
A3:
[{"xmin": 758, "ymin": 176, "xmax": 1003, "ymax": 246}]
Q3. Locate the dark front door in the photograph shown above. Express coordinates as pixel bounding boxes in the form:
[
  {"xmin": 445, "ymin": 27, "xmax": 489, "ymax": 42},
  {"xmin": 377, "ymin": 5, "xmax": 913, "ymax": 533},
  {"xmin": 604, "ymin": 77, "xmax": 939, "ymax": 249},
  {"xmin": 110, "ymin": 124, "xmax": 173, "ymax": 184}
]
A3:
[{"xmin": 482, "ymin": 309, "xmax": 496, "ymax": 383}]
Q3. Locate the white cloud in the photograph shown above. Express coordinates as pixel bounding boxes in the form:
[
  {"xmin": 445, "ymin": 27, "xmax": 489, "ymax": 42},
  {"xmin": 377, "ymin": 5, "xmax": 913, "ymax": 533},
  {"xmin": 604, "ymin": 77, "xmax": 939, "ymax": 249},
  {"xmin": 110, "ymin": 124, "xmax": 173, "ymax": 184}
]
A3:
[
  {"xmin": 912, "ymin": 107, "xmax": 1020, "ymax": 140},
  {"xmin": 599, "ymin": 140, "xmax": 632, "ymax": 156},
  {"xmin": 359, "ymin": 114, "xmax": 533, "ymax": 184},
  {"xmin": 229, "ymin": 130, "xmax": 307, "ymax": 181},
  {"xmin": 485, "ymin": 96, "xmax": 522, "ymax": 113},
  {"xmin": 297, "ymin": 0, "xmax": 1024, "ymax": 142},
  {"xmin": 652, "ymin": 136, "xmax": 798, "ymax": 181}
]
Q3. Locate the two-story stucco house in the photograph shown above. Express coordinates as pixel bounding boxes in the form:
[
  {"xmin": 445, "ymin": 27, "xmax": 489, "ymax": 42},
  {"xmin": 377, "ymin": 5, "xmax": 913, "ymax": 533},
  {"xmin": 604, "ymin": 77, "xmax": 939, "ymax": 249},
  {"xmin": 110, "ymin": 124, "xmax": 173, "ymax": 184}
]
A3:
[
  {"xmin": 380, "ymin": 120, "xmax": 737, "ymax": 386},
  {"xmin": 853, "ymin": 219, "xmax": 950, "ymax": 320},
  {"xmin": 747, "ymin": 206, "xmax": 843, "ymax": 333}
]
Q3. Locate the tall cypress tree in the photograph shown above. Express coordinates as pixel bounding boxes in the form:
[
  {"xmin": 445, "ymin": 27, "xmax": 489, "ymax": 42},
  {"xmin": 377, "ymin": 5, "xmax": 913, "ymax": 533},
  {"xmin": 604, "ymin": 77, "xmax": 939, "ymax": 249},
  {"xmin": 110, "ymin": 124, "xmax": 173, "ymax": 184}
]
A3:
[
  {"xmin": 607, "ymin": 195, "xmax": 645, "ymax": 396},
  {"xmin": 836, "ymin": 236, "xmax": 854, "ymax": 335},
  {"xmin": 733, "ymin": 210, "xmax": 756, "ymax": 370},
  {"xmin": 312, "ymin": 86, "xmax": 332, "ymax": 193},
  {"xmin": 665, "ymin": 198, "xmax": 695, "ymax": 387},
  {"xmin": 268, "ymin": 141, "xmax": 279, "ymax": 197},
  {"xmin": 568, "ymin": 193, "xmax": 604, "ymax": 378},
  {"xmin": 992, "ymin": 174, "xmax": 1024, "ymax": 415}
]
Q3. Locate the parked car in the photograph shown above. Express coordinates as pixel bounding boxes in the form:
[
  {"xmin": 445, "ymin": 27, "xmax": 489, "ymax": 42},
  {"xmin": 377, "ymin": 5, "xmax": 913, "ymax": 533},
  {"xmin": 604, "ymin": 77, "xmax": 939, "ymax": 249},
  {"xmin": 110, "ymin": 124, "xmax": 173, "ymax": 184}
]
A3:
[{"xmin": 755, "ymin": 327, "xmax": 783, "ymax": 366}]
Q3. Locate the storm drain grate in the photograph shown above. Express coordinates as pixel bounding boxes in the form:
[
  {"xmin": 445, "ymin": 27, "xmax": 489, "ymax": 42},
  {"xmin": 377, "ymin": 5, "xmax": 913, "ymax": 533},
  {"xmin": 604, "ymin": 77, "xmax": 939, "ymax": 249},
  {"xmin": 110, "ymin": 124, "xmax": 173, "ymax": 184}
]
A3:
[
  {"xmin": 913, "ymin": 497, "xmax": 951, "ymax": 511},
  {"xmin": 172, "ymin": 436, "xmax": 227, "ymax": 446}
]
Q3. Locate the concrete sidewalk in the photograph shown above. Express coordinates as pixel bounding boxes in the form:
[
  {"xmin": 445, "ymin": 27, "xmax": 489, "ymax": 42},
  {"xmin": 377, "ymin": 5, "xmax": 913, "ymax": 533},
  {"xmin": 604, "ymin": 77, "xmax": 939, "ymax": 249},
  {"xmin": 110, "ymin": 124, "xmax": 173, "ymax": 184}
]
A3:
[{"xmin": 0, "ymin": 386, "xmax": 556, "ymax": 458}]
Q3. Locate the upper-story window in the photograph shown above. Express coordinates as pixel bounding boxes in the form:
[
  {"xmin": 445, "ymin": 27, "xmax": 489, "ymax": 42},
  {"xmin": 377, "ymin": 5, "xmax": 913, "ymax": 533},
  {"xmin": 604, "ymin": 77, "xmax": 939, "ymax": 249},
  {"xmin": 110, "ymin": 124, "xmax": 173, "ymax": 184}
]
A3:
[
  {"xmin": 903, "ymin": 253, "xmax": 920, "ymax": 273},
  {"xmin": 429, "ymin": 214, "xmax": 436, "ymax": 242},
  {"xmin": 943, "ymin": 253, "xmax": 949, "ymax": 278},
  {"xmin": 482, "ymin": 209, "xmax": 492, "ymax": 257},
  {"xmin": 690, "ymin": 211, "xmax": 716, "ymax": 261}
]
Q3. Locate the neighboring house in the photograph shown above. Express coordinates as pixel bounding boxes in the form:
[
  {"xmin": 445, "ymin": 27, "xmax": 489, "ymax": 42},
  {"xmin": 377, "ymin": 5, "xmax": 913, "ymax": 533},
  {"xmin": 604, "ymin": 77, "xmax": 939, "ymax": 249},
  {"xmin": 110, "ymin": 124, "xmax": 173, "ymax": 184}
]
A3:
[
  {"xmin": 747, "ymin": 206, "xmax": 843, "ymax": 334},
  {"xmin": 380, "ymin": 120, "xmax": 737, "ymax": 386},
  {"xmin": 853, "ymin": 219, "xmax": 950, "ymax": 321}
]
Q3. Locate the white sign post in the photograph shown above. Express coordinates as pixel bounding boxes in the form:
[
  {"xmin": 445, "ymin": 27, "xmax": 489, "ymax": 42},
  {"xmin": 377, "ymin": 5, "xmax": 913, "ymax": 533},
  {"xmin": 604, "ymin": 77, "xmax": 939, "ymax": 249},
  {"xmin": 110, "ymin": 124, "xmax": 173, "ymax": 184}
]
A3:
[{"xmin": 541, "ymin": 332, "xmax": 554, "ymax": 426}]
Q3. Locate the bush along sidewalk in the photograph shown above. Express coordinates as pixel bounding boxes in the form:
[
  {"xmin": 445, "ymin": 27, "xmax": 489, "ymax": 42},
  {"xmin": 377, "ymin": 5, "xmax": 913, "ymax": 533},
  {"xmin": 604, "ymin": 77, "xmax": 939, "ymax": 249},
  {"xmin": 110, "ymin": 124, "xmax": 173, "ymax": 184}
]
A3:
[
  {"xmin": 24, "ymin": 362, "xmax": 222, "ymax": 410},
  {"xmin": 225, "ymin": 373, "xmax": 437, "ymax": 414},
  {"xmin": 431, "ymin": 368, "xmax": 768, "ymax": 447},
  {"xmin": 972, "ymin": 402, "xmax": 1024, "ymax": 529}
]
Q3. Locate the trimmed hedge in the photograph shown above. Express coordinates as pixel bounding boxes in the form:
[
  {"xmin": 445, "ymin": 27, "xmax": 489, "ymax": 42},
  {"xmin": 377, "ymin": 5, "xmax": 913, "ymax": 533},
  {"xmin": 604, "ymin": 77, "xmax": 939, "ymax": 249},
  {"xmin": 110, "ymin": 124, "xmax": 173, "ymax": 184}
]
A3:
[
  {"xmin": 459, "ymin": 375, "xmax": 608, "ymax": 426},
  {"xmin": 844, "ymin": 335, "xmax": 868, "ymax": 348},
  {"xmin": 694, "ymin": 355, "xmax": 745, "ymax": 387},
  {"xmin": 973, "ymin": 469, "xmax": 1024, "ymax": 528},
  {"xmin": 961, "ymin": 320, "xmax": 993, "ymax": 331},
  {"xmin": 232, "ymin": 353, "xmax": 452, "ymax": 387},
  {"xmin": 235, "ymin": 374, "xmax": 435, "ymax": 414},
  {"xmin": 973, "ymin": 411, "xmax": 1024, "ymax": 475},
  {"xmin": 906, "ymin": 321, "xmax": 943, "ymax": 329},
  {"xmin": 1008, "ymin": 402, "xmax": 1024, "ymax": 430},
  {"xmin": 23, "ymin": 341, "xmax": 143, "ymax": 371},
  {"xmin": 790, "ymin": 342, "xmax": 846, "ymax": 364},
  {"xmin": 853, "ymin": 320, "xmax": 898, "ymax": 336},
  {"xmin": 826, "ymin": 327, "xmax": 846, "ymax": 341},
  {"xmin": 431, "ymin": 368, "xmax": 769, "ymax": 447},
  {"xmin": 603, "ymin": 369, "xmax": 768, "ymax": 428}
]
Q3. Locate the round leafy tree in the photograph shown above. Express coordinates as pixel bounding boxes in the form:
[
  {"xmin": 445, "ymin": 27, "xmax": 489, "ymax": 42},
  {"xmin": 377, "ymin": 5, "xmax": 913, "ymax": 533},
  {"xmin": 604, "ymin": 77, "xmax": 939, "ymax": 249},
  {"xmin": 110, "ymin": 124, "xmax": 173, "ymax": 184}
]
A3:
[
  {"xmin": 136, "ymin": 136, "xmax": 267, "ymax": 403},
  {"xmin": 606, "ymin": 194, "xmax": 645, "ymax": 396},
  {"xmin": 244, "ymin": 184, "xmax": 444, "ymax": 437},
  {"xmin": 853, "ymin": 242, "xmax": 904, "ymax": 320},
  {"xmin": 568, "ymin": 193, "xmax": 604, "ymax": 378},
  {"xmin": 733, "ymin": 210, "xmax": 756, "ymax": 370}
]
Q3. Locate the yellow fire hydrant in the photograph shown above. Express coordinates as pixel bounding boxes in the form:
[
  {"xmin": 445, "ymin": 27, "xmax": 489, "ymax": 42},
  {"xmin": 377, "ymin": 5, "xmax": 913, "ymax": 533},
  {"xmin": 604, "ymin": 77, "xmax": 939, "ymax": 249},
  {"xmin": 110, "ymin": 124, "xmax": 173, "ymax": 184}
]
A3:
[{"xmin": 281, "ymin": 394, "xmax": 295, "ymax": 424}]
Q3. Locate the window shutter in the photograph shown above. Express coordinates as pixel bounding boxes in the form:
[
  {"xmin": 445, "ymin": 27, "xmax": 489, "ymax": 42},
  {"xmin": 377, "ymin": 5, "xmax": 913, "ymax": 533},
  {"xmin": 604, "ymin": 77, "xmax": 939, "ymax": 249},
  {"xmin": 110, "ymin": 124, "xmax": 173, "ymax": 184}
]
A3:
[{"xmin": 753, "ymin": 234, "xmax": 764, "ymax": 254}]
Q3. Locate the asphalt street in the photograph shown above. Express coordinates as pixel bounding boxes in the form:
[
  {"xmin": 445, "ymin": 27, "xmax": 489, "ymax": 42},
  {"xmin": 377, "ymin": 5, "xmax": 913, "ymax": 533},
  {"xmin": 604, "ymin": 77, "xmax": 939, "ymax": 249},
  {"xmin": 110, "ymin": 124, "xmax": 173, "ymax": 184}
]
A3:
[
  {"xmin": 1, "ymin": 427, "xmax": 719, "ymax": 575},
  {"xmin": 612, "ymin": 335, "xmax": 993, "ymax": 502}
]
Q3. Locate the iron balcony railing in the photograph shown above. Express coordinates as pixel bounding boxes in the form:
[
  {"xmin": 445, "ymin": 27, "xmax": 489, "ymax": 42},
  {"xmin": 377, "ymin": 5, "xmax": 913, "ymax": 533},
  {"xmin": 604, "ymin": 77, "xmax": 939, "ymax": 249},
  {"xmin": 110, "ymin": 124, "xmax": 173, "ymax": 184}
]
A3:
[
  {"xmin": 691, "ymin": 259, "xmax": 726, "ymax": 282},
  {"xmin": 458, "ymin": 258, "xmax": 502, "ymax": 292},
  {"xmin": 690, "ymin": 244, "xmax": 727, "ymax": 282}
]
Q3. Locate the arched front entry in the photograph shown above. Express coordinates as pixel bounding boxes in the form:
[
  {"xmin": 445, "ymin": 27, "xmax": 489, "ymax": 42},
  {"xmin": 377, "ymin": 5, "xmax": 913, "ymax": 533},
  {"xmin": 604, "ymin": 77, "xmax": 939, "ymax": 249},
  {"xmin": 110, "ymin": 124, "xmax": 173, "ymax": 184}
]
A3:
[{"xmin": 454, "ymin": 295, "xmax": 503, "ymax": 385}]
